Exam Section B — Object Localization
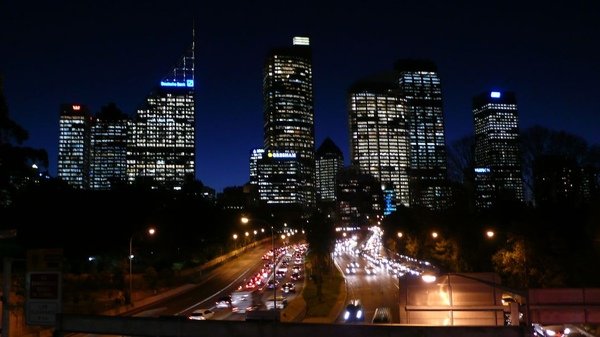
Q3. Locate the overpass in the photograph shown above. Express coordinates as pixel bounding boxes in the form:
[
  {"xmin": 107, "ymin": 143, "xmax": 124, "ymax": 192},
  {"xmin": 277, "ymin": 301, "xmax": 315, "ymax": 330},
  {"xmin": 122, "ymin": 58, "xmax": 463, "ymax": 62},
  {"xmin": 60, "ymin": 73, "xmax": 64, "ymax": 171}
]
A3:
[{"xmin": 55, "ymin": 313, "xmax": 526, "ymax": 337}]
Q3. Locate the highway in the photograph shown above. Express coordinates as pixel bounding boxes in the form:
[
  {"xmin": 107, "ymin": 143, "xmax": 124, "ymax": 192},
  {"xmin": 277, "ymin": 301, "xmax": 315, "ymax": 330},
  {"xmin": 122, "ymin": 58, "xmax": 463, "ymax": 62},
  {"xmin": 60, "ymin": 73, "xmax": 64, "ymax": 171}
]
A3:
[{"xmin": 128, "ymin": 239, "xmax": 306, "ymax": 321}]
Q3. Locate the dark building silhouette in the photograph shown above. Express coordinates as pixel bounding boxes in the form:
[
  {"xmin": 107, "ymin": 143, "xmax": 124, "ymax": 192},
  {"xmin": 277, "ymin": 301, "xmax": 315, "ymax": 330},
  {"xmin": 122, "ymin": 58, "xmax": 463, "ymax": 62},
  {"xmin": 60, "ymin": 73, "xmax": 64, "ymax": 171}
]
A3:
[
  {"xmin": 534, "ymin": 155, "xmax": 598, "ymax": 207},
  {"xmin": 315, "ymin": 137, "xmax": 344, "ymax": 202},
  {"xmin": 336, "ymin": 166, "xmax": 384, "ymax": 229}
]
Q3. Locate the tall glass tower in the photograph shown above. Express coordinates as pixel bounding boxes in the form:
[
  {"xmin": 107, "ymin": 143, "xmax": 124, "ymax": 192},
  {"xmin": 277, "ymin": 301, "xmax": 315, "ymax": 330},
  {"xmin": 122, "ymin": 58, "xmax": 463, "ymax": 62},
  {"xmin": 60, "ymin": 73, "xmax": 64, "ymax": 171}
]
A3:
[
  {"xmin": 58, "ymin": 103, "xmax": 91, "ymax": 189},
  {"xmin": 127, "ymin": 38, "xmax": 195, "ymax": 190},
  {"xmin": 90, "ymin": 103, "xmax": 130, "ymax": 190},
  {"xmin": 395, "ymin": 59, "xmax": 449, "ymax": 210},
  {"xmin": 261, "ymin": 36, "xmax": 315, "ymax": 209},
  {"xmin": 473, "ymin": 90, "xmax": 523, "ymax": 208},
  {"xmin": 348, "ymin": 78, "xmax": 410, "ymax": 208}
]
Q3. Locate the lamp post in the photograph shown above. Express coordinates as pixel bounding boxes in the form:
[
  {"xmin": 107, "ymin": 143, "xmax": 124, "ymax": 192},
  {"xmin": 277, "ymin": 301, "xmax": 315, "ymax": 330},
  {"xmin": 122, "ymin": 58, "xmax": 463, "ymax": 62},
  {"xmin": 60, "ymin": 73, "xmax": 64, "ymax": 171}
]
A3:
[
  {"xmin": 485, "ymin": 229, "xmax": 531, "ymax": 330},
  {"xmin": 241, "ymin": 216, "xmax": 278, "ymax": 315},
  {"xmin": 129, "ymin": 227, "xmax": 156, "ymax": 305}
]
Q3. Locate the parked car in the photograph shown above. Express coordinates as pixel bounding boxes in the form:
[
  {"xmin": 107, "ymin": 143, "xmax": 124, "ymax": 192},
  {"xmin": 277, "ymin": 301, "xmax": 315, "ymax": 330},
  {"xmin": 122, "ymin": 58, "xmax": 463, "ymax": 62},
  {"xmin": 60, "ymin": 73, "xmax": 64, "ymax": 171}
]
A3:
[{"xmin": 188, "ymin": 308, "xmax": 214, "ymax": 320}]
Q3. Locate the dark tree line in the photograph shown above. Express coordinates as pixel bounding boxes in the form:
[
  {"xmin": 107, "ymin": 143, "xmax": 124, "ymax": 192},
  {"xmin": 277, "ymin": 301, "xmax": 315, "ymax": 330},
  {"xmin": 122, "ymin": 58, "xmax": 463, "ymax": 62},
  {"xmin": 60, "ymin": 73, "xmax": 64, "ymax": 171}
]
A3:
[{"xmin": 383, "ymin": 127, "xmax": 600, "ymax": 289}]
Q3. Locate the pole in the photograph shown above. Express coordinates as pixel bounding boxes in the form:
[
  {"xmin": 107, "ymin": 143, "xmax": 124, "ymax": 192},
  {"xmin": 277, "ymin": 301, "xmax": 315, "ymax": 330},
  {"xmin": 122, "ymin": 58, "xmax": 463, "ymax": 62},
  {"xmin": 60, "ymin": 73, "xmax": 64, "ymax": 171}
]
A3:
[
  {"xmin": 129, "ymin": 235, "xmax": 133, "ymax": 305},
  {"xmin": 2, "ymin": 258, "xmax": 11, "ymax": 337},
  {"xmin": 271, "ymin": 226, "xmax": 276, "ymax": 313}
]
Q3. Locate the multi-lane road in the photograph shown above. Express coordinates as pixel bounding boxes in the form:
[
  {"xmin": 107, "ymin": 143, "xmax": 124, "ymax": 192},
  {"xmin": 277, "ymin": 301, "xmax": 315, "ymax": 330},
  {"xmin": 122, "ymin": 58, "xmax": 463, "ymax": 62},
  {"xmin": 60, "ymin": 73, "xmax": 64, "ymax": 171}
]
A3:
[
  {"xmin": 129, "ymin": 226, "xmax": 431, "ymax": 324},
  {"xmin": 129, "ymin": 239, "xmax": 306, "ymax": 321}
]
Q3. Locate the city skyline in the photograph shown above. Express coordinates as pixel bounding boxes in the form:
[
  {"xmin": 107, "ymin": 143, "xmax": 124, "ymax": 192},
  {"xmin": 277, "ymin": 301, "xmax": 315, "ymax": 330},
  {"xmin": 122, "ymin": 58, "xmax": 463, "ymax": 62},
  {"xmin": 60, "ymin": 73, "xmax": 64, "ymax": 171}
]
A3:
[{"xmin": 2, "ymin": 1, "xmax": 599, "ymax": 193}]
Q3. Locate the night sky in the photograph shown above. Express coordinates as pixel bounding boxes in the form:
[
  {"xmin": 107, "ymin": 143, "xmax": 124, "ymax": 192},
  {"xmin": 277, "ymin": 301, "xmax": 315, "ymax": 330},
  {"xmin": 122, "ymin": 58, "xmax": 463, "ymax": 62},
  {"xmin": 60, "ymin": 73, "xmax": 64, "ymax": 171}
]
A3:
[{"xmin": 2, "ymin": 1, "xmax": 599, "ymax": 193}]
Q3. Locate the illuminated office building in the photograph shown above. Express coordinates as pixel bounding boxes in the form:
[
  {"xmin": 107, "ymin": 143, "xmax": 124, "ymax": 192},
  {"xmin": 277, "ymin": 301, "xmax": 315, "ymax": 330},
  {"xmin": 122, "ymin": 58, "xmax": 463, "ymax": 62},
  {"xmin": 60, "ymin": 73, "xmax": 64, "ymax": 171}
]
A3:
[
  {"xmin": 90, "ymin": 103, "xmax": 131, "ymax": 190},
  {"xmin": 315, "ymin": 137, "xmax": 344, "ymax": 202},
  {"xmin": 395, "ymin": 59, "xmax": 449, "ymax": 210},
  {"xmin": 58, "ymin": 103, "xmax": 91, "ymax": 189},
  {"xmin": 262, "ymin": 36, "xmax": 315, "ymax": 209},
  {"xmin": 249, "ymin": 148, "xmax": 265, "ymax": 185},
  {"xmin": 256, "ymin": 150, "xmax": 303, "ymax": 205},
  {"xmin": 127, "ymin": 40, "xmax": 195, "ymax": 190},
  {"xmin": 473, "ymin": 90, "xmax": 523, "ymax": 208},
  {"xmin": 348, "ymin": 78, "xmax": 410, "ymax": 208}
]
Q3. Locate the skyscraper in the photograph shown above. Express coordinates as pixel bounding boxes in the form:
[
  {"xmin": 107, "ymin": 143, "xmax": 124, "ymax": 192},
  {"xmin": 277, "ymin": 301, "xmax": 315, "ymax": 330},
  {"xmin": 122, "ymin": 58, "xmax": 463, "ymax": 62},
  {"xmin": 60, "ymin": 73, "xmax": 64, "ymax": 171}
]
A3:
[
  {"xmin": 256, "ymin": 150, "xmax": 303, "ymax": 205},
  {"xmin": 395, "ymin": 59, "xmax": 450, "ymax": 210},
  {"xmin": 127, "ymin": 39, "xmax": 195, "ymax": 190},
  {"xmin": 261, "ymin": 36, "xmax": 315, "ymax": 210},
  {"xmin": 336, "ymin": 166, "xmax": 384, "ymax": 229},
  {"xmin": 58, "ymin": 103, "xmax": 91, "ymax": 189},
  {"xmin": 315, "ymin": 137, "xmax": 344, "ymax": 202},
  {"xmin": 90, "ymin": 103, "xmax": 130, "ymax": 190},
  {"xmin": 473, "ymin": 90, "xmax": 523, "ymax": 208},
  {"xmin": 348, "ymin": 77, "xmax": 410, "ymax": 207}
]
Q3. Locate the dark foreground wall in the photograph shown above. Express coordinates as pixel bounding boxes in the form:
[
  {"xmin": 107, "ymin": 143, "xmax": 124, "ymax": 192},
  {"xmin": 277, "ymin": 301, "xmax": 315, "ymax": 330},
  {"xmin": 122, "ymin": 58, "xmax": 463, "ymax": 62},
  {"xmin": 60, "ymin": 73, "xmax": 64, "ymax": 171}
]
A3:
[{"xmin": 56, "ymin": 314, "xmax": 526, "ymax": 337}]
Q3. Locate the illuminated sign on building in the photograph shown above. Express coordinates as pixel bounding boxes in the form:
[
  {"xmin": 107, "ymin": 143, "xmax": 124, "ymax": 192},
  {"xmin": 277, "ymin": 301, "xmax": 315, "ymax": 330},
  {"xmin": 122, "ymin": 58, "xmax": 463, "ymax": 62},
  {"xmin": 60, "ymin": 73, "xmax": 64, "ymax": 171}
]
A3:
[
  {"xmin": 160, "ymin": 79, "xmax": 194, "ymax": 88},
  {"xmin": 383, "ymin": 188, "xmax": 396, "ymax": 216},
  {"xmin": 293, "ymin": 36, "xmax": 310, "ymax": 46},
  {"xmin": 72, "ymin": 105, "xmax": 80, "ymax": 111},
  {"xmin": 474, "ymin": 167, "xmax": 491, "ymax": 173},
  {"xmin": 267, "ymin": 151, "xmax": 297, "ymax": 159},
  {"xmin": 490, "ymin": 91, "xmax": 501, "ymax": 98}
]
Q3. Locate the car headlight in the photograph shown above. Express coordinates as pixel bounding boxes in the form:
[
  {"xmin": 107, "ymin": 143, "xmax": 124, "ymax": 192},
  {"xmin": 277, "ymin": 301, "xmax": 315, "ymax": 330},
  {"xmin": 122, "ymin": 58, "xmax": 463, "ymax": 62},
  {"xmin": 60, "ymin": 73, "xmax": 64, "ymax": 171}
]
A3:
[
  {"xmin": 344, "ymin": 311, "xmax": 350, "ymax": 320},
  {"xmin": 356, "ymin": 309, "xmax": 363, "ymax": 319}
]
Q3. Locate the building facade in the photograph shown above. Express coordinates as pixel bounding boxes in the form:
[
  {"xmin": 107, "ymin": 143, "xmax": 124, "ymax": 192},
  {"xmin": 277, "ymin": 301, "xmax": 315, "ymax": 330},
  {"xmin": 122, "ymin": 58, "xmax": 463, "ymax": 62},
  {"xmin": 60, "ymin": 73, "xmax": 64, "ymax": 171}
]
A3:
[
  {"xmin": 58, "ymin": 103, "xmax": 91, "ymax": 189},
  {"xmin": 261, "ymin": 36, "xmax": 315, "ymax": 210},
  {"xmin": 473, "ymin": 90, "xmax": 524, "ymax": 208},
  {"xmin": 127, "ymin": 41, "xmax": 196, "ymax": 190},
  {"xmin": 348, "ymin": 79, "xmax": 410, "ymax": 208},
  {"xmin": 336, "ymin": 166, "xmax": 384, "ymax": 229},
  {"xmin": 90, "ymin": 103, "xmax": 130, "ymax": 190},
  {"xmin": 315, "ymin": 137, "xmax": 344, "ymax": 203},
  {"xmin": 395, "ymin": 59, "xmax": 449, "ymax": 210}
]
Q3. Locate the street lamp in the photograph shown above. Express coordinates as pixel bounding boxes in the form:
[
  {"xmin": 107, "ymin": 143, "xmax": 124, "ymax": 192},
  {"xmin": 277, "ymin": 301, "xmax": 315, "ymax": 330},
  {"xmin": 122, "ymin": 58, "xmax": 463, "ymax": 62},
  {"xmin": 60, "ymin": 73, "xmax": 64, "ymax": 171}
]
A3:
[
  {"xmin": 129, "ymin": 227, "xmax": 156, "ymax": 305},
  {"xmin": 241, "ymin": 216, "xmax": 278, "ymax": 316}
]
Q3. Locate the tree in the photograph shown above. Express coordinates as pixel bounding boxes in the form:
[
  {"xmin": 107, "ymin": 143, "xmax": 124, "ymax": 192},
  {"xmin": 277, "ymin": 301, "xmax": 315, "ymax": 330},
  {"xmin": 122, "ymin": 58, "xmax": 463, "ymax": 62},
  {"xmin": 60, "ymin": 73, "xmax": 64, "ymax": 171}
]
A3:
[
  {"xmin": 0, "ymin": 74, "xmax": 48, "ymax": 209},
  {"xmin": 447, "ymin": 135, "xmax": 475, "ymax": 184},
  {"xmin": 305, "ymin": 210, "xmax": 336, "ymax": 301},
  {"xmin": 520, "ymin": 125, "xmax": 590, "ymax": 203}
]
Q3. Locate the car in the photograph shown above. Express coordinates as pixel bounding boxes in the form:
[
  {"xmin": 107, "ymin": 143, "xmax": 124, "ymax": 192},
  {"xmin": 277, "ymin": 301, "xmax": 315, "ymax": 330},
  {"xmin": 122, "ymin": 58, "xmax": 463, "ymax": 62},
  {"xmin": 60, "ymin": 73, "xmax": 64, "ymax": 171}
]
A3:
[
  {"xmin": 188, "ymin": 308, "xmax": 214, "ymax": 320},
  {"xmin": 215, "ymin": 295, "xmax": 232, "ymax": 308},
  {"xmin": 281, "ymin": 282, "xmax": 296, "ymax": 293},
  {"xmin": 265, "ymin": 296, "xmax": 287, "ymax": 310},
  {"xmin": 372, "ymin": 307, "xmax": 392, "ymax": 324},
  {"xmin": 343, "ymin": 299, "xmax": 364, "ymax": 322},
  {"xmin": 266, "ymin": 280, "xmax": 279, "ymax": 289}
]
